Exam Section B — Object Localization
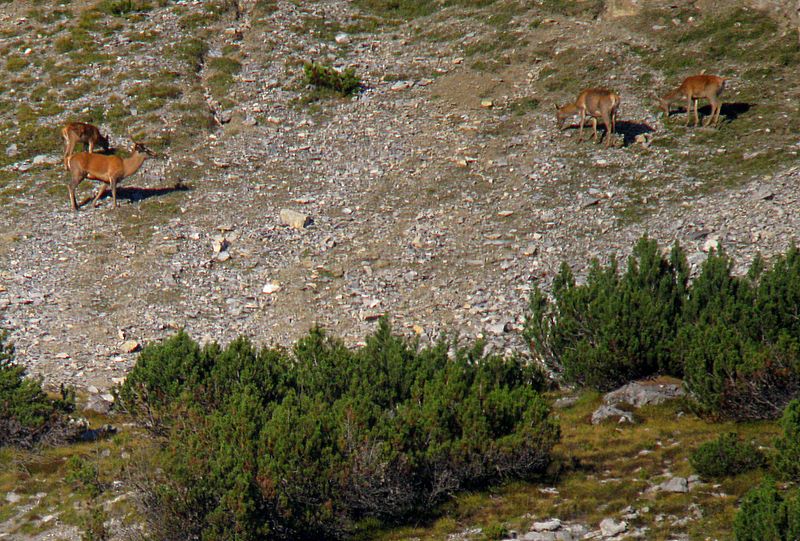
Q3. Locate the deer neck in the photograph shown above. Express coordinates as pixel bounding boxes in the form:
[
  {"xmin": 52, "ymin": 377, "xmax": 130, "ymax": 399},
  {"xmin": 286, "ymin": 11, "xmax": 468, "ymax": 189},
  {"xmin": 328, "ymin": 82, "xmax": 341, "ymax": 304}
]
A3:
[
  {"xmin": 560, "ymin": 103, "xmax": 579, "ymax": 115},
  {"xmin": 122, "ymin": 152, "xmax": 147, "ymax": 178}
]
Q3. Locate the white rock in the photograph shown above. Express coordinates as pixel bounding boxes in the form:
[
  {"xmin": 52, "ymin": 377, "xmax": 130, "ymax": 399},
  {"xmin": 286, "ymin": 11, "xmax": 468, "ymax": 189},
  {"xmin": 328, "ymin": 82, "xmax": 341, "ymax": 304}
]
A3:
[
  {"xmin": 657, "ymin": 477, "xmax": 689, "ymax": 493},
  {"xmin": 334, "ymin": 32, "xmax": 350, "ymax": 44},
  {"xmin": 599, "ymin": 518, "xmax": 627, "ymax": 537},
  {"xmin": 121, "ymin": 340, "xmax": 140, "ymax": 353},
  {"xmin": 702, "ymin": 237, "xmax": 720, "ymax": 252},
  {"xmin": 262, "ymin": 282, "xmax": 281, "ymax": 294},
  {"xmin": 532, "ymin": 518, "xmax": 562, "ymax": 531},
  {"xmin": 280, "ymin": 209, "xmax": 311, "ymax": 229},
  {"xmin": 591, "ymin": 405, "xmax": 634, "ymax": 425}
]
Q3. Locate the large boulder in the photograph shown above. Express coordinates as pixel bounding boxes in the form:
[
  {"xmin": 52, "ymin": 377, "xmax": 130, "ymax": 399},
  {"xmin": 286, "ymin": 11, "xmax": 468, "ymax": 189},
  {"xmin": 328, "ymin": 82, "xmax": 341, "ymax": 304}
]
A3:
[{"xmin": 603, "ymin": 380, "xmax": 684, "ymax": 408}]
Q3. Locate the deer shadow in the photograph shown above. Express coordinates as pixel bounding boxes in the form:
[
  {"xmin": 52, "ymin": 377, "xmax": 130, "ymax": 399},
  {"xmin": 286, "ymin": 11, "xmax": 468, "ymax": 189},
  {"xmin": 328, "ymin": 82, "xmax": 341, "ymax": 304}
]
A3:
[
  {"xmin": 117, "ymin": 183, "xmax": 191, "ymax": 203},
  {"xmin": 615, "ymin": 120, "xmax": 655, "ymax": 146},
  {"xmin": 560, "ymin": 120, "xmax": 654, "ymax": 147},
  {"xmin": 667, "ymin": 102, "xmax": 753, "ymax": 124},
  {"xmin": 78, "ymin": 182, "xmax": 191, "ymax": 207}
]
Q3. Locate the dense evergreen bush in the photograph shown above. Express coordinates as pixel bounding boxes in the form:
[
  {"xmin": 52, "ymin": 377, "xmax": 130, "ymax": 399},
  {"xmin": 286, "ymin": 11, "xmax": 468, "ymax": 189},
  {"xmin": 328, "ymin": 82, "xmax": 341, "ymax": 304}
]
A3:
[
  {"xmin": 773, "ymin": 399, "xmax": 800, "ymax": 480},
  {"xmin": 733, "ymin": 478, "xmax": 800, "ymax": 541},
  {"xmin": 682, "ymin": 249, "xmax": 800, "ymax": 419},
  {"xmin": 527, "ymin": 238, "xmax": 800, "ymax": 419},
  {"xmin": 0, "ymin": 331, "xmax": 75, "ymax": 448},
  {"xmin": 689, "ymin": 432, "xmax": 765, "ymax": 479},
  {"xmin": 119, "ymin": 321, "xmax": 559, "ymax": 540},
  {"xmin": 525, "ymin": 237, "xmax": 688, "ymax": 390}
]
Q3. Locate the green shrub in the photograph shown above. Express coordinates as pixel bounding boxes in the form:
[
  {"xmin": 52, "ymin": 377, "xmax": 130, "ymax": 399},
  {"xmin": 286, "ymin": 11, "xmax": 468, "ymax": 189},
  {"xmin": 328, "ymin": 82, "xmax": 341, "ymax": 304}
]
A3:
[
  {"xmin": 303, "ymin": 62, "xmax": 361, "ymax": 96},
  {"xmin": 6, "ymin": 55, "xmax": 28, "ymax": 72},
  {"xmin": 733, "ymin": 478, "xmax": 800, "ymax": 541},
  {"xmin": 774, "ymin": 399, "xmax": 800, "ymax": 480},
  {"xmin": 525, "ymin": 237, "xmax": 688, "ymax": 390},
  {"xmin": 120, "ymin": 321, "xmax": 558, "ymax": 539},
  {"xmin": 682, "ymin": 249, "xmax": 800, "ymax": 420},
  {"xmin": 0, "ymin": 331, "xmax": 75, "ymax": 448},
  {"xmin": 66, "ymin": 456, "xmax": 102, "ymax": 498},
  {"xmin": 528, "ymin": 238, "xmax": 800, "ymax": 419},
  {"xmin": 96, "ymin": 0, "xmax": 152, "ymax": 16},
  {"xmin": 690, "ymin": 432, "xmax": 765, "ymax": 479}
]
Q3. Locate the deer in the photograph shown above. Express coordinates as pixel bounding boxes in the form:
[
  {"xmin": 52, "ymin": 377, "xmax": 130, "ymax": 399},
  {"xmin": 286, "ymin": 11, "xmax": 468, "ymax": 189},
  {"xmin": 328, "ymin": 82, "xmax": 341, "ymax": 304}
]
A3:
[
  {"xmin": 61, "ymin": 122, "xmax": 110, "ymax": 170},
  {"xmin": 555, "ymin": 88, "xmax": 621, "ymax": 148},
  {"xmin": 655, "ymin": 74, "xmax": 727, "ymax": 128},
  {"xmin": 66, "ymin": 141, "xmax": 156, "ymax": 211}
]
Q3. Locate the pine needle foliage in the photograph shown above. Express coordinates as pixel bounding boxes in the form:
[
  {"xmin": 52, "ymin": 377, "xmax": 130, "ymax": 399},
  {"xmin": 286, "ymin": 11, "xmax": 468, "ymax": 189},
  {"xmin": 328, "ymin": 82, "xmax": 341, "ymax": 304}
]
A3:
[{"xmin": 118, "ymin": 320, "xmax": 559, "ymax": 540}]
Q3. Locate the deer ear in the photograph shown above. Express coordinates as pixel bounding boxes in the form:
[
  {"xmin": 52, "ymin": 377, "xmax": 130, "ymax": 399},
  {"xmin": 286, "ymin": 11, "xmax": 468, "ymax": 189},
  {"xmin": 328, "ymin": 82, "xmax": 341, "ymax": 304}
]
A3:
[{"xmin": 554, "ymin": 104, "xmax": 559, "ymax": 111}]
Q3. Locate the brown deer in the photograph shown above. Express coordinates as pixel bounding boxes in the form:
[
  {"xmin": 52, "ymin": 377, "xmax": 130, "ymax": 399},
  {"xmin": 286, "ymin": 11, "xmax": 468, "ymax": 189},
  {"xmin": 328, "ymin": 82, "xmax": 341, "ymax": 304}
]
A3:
[
  {"xmin": 555, "ymin": 88, "xmax": 621, "ymax": 147},
  {"xmin": 655, "ymin": 74, "xmax": 727, "ymax": 128},
  {"xmin": 66, "ymin": 141, "xmax": 156, "ymax": 210},
  {"xmin": 62, "ymin": 122, "xmax": 110, "ymax": 170}
]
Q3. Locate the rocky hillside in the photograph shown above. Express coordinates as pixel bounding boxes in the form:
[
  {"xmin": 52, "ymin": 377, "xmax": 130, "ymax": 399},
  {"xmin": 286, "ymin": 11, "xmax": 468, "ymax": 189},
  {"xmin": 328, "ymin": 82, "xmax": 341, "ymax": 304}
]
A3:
[{"xmin": 0, "ymin": 0, "xmax": 799, "ymax": 399}]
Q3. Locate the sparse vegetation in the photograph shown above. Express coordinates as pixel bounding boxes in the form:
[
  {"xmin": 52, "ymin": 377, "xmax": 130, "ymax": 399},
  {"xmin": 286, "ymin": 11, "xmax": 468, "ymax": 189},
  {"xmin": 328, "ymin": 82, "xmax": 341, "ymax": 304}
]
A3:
[{"xmin": 303, "ymin": 61, "xmax": 361, "ymax": 97}]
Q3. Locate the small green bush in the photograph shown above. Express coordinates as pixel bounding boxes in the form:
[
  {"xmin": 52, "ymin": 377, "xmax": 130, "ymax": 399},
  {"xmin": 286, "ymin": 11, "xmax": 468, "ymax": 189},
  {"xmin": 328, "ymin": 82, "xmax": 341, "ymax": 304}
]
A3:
[
  {"xmin": 303, "ymin": 62, "xmax": 361, "ymax": 96},
  {"xmin": 5, "ymin": 55, "xmax": 28, "ymax": 72},
  {"xmin": 172, "ymin": 37, "xmax": 209, "ymax": 72},
  {"xmin": 66, "ymin": 456, "xmax": 102, "ymax": 498},
  {"xmin": 96, "ymin": 0, "xmax": 152, "ymax": 16},
  {"xmin": 733, "ymin": 478, "xmax": 800, "ymax": 541},
  {"xmin": 774, "ymin": 399, "xmax": 800, "ymax": 481},
  {"xmin": 0, "ymin": 331, "xmax": 75, "ymax": 448},
  {"xmin": 690, "ymin": 432, "xmax": 765, "ymax": 479}
]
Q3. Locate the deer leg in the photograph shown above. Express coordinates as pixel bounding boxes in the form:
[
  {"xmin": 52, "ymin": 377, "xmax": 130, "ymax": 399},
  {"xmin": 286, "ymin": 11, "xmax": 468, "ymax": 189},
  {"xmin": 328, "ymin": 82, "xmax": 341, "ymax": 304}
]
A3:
[
  {"xmin": 602, "ymin": 113, "xmax": 612, "ymax": 147},
  {"xmin": 92, "ymin": 184, "xmax": 108, "ymax": 207},
  {"xmin": 88, "ymin": 141, "xmax": 95, "ymax": 154},
  {"xmin": 591, "ymin": 117, "xmax": 599, "ymax": 143},
  {"xmin": 684, "ymin": 97, "xmax": 692, "ymax": 126},
  {"xmin": 577, "ymin": 109, "xmax": 586, "ymax": 142},
  {"xmin": 712, "ymin": 98, "xmax": 722, "ymax": 127},
  {"xmin": 68, "ymin": 174, "xmax": 82, "ymax": 211},
  {"xmin": 63, "ymin": 140, "xmax": 74, "ymax": 171},
  {"xmin": 111, "ymin": 178, "xmax": 117, "ymax": 209}
]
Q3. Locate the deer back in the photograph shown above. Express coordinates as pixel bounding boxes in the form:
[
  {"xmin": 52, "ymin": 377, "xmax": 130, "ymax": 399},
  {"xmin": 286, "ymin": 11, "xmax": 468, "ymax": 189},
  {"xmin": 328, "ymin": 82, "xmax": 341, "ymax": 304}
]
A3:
[
  {"xmin": 681, "ymin": 75, "xmax": 726, "ymax": 98},
  {"xmin": 581, "ymin": 89, "xmax": 618, "ymax": 117},
  {"xmin": 68, "ymin": 152, "xmax": 124, "ymax": 181}
]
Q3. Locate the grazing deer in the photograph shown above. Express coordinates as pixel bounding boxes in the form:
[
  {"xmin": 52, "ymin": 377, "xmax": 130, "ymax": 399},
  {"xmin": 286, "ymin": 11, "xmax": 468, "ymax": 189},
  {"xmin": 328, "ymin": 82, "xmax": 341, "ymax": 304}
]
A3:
[
  {"xmin": 66, "ymin": 141, "xmax": 156, "ymax": 210},
  {"xmin": 555, "ymin": 88, "xmax": 621, "ymax": 147},
  {"xmin": 655, "ymin": 74, "xmax": 727, "ymax": 128},
  {"xmin": 62, "ymin": 122, "xmax": 110, "ymax": 170}
]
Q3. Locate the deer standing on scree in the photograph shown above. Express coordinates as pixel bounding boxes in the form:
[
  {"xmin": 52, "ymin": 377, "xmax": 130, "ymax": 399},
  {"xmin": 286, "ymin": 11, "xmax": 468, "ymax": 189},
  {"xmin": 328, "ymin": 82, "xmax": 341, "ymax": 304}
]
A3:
[
  {"xmin": 66, "ymin": 141, "xmax": 155, "ymax": 210},
  {"xmin": 61, "ymin": 122, "xmax": 110, "ymax": 170},
  {"xmin": 655, "ymin": 74, "xmax": 727, "ymax": 128},
  {"xmin": 555, "ymin": 88, "xmax": 621, "ymax": 148}
]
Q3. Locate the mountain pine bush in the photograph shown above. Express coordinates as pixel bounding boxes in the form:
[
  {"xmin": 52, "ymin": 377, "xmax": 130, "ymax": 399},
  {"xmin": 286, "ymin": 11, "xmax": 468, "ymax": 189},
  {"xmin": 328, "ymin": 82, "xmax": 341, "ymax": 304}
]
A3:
[
  {"xmin": 689, "ymin": 432, "xmax": 765, "ymax": 479},
  {"xmin": 524, "ymin": 236, "xmax": 688, "ymax": 390},
  {"xmin": 0, "ymin": 331, "xmax": 75, "ymax": 448},
  {"xmin": 527, "ymin": 238, "xmax": 800, "ymax": 419},
  {"xmin": 119, "ymin": 320, "xmax": 559, "ymax": 540},
  {"xmin": 773, "ymin": 399, "xmax": 800, "ymax": 480},
  {"xmin": 733, "ymin": 478, "xmax": 800, "ymax": 541}
]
